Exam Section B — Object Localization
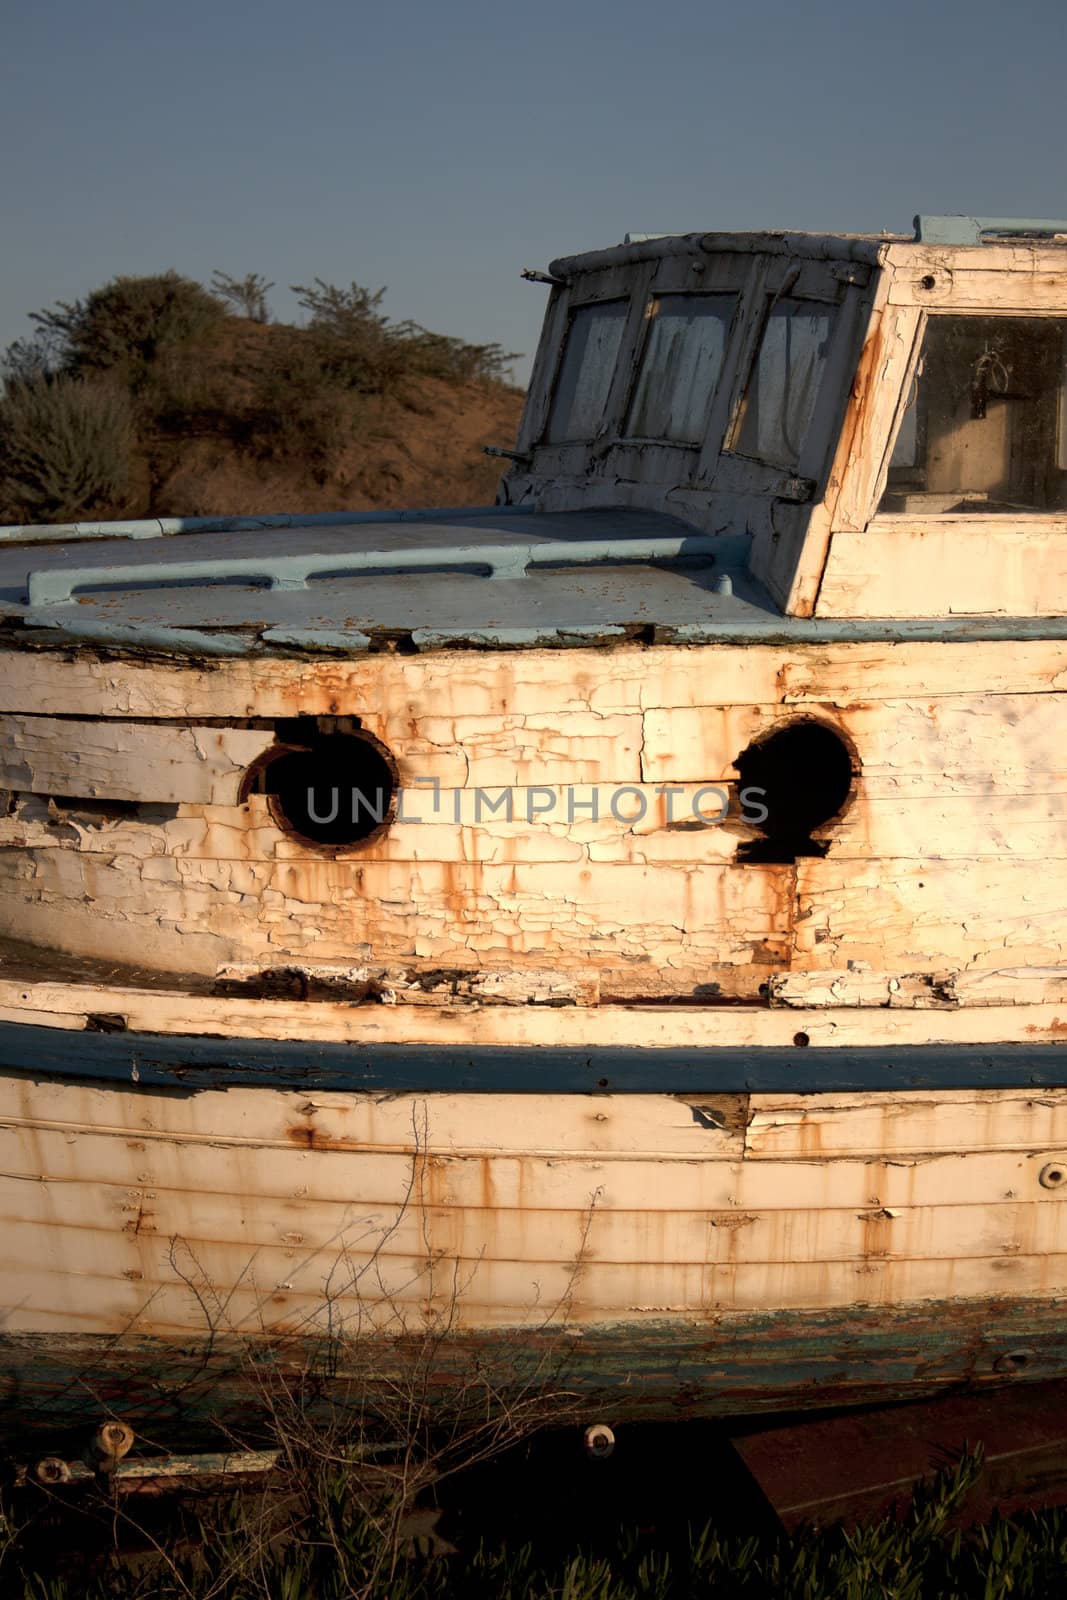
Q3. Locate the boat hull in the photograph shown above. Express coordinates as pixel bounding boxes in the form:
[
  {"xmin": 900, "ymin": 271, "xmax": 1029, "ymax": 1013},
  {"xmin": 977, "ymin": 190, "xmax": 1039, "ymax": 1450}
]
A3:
[{"xmin": 2, "ymin": 1022, "xmax": 1067, "ymax": 1447}]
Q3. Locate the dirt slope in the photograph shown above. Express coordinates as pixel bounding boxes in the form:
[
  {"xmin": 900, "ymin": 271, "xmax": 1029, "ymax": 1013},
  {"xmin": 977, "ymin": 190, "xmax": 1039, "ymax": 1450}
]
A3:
[{"xmin": 152, "ymin": 377, "xmax": 523, "ymax": 517}]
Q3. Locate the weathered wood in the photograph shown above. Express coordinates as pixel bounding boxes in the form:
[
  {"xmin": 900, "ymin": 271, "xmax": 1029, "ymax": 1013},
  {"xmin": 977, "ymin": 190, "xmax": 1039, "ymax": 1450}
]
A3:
[
  {"xmin": 883, "ymin": 244, "xmax": 1067, "ymax": 310},
  {"xmin": 746, "ymin": 1088, "xmax": 1067, "ymax": 1157},
  {"xmin": 823, "ymin": 300, "xmax": 923, "ymax": 538},
  {"xmin": 3, "ymin": 224, "xmax": 1067, "ymax": 1441},
  {"xmin": 3, "ymin": 1016, "xmax": 1067, "ymax": 1090},
  {"xmin": 0, "ymin": 717, "xmax": 271, "ymax": 804},
  {"xmin": 2, "ymin": 664, "xmax": 1066, "ymax": 984},
  {"xmin": 6, "ymin": 640, "xmax": 1067, "ymax": 720},
  {"xmin": 213, "ymin": 962, "xmax": 601, "ymax": 1007},
  {"xmin": 771, "ymin": 968, "xmax": 1067, "ymax": 1009},
  {"xmin": 4, "ymin": 1064, "xmax": 1067, "ymax": 1340},
  {"xmin": 817, "ymin": 526, "xmax": 1067, "ymax": 619},
  {"xmin": 793, "ymin": 857, "xmax": 1067, "ymax": 971},
  {"xmin": 0, "ymin": 839, "xmax": 795, "ymax": 977},
  {"xmin": 7, "ymin": 1295, "xmax": 1067, "ymax": 1448}
]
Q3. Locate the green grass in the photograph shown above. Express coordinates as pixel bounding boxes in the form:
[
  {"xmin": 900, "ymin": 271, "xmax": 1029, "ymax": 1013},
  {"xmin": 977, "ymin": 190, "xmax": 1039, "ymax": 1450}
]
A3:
[{"xmin": 5, "ymin": 1449, "xmax": 1067, "ymax": 1600}]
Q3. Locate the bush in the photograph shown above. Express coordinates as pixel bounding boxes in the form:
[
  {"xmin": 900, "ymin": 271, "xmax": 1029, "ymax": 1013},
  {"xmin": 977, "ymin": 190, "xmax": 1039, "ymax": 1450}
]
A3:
[
  {"xmin": 0, "ymin": 268, "xmax": 520, "ymax": 518},
  {"xmin": 293, "ymin": 278, "xmax": 519, "ymax": 395},
  {"xmin": 0, "ymin": 375, "xmax": 133, "ymax": 523},
  {"xmin": 31, "ymin": 272, "xmax": 226, "ymax": 388},
  {"xmin": 240, "ymin": 326, "xmax": 361, "ymax": 478}
]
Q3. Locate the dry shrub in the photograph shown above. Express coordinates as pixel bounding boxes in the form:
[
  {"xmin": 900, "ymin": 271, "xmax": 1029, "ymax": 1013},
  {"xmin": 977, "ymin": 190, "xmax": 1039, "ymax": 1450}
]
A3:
[
  {"xmin": 0, "ymin": 375, "xmax": 133, "ymax": 523},
  {"xmin": 32, "ymin": 272, "xmax": 226, "ymax": 390},
  {"xmin": 1, "ymin": 270, "xmax": 520, "ymax": 521}
]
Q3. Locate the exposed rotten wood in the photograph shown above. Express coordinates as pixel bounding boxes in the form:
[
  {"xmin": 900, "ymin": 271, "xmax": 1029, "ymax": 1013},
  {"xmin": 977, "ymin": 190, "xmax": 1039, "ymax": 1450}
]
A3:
[
  {"xmin": 3, "ymin": 976, "xmax": 1067, "ymax": 1047},
  {"xmin": 771, "ymin": 968, "xmax": 1067, "ymax": 1009},
  {"xmin": 213, "ymin": 962, "xmax": 601, "ymax": 1007}
]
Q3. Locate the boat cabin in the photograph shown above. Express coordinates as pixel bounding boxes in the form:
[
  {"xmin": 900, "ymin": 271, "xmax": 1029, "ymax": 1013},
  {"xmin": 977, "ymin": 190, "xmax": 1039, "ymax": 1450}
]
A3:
[{"xmin": 502, "ymin": 215, "xmax": 1067, "ymax": 617}]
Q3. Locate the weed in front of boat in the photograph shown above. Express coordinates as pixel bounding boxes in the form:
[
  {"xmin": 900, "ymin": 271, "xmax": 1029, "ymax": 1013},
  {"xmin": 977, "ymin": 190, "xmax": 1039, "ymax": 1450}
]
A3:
[
  {"xmin": 10, "ymin": 1441, "xmax": 1067, "ymax": 1597},
  {"xmin": 5, "ymin": 1102, "xmax": 597, "ymax": 1597}
]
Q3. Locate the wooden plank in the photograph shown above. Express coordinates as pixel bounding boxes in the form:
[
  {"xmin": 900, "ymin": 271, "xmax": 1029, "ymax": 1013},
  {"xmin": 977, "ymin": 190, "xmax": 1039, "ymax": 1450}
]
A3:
[
  {"xmin": 5, "ymin": 641, "xmax": 1067, "ymax": 720},
  {"xmin": 0, "ymin": 848, "xmax": 794, "ymax": 978},
  {"xmin": 0, "ymin": 1084, "xmax": 743, "ymax": 1159},
  {"xmin": 746, "ymin": 1087, "xmax": 1067, "ymax": 1157},
  {"xmin": 4, "ymin": 1296, "xmax": 1066, "ymax": 1433},
  {"xmin": 0, "ymin": 717, "xmax": 271, "ymax": 804},
  {"xmin": 4, "ymin": 1102, "xmax": 1065, "ymax": 1213},
  {"xmin": 6, "ymin": 1232, "xmax": 1067, "ymax": 1330},
  {"xmin": 10, "ymin": 1171, "xmax": 1067, "ymax": 1270},
  {"xmin": 826, "ymin": 301, "xmax": 922, "ymax": 536},
  {"xmin": 4, "ymin": 973, "xmax": 1067, "ymax": 1049},
  {"xmin": 771, "ymin": 968, "xmax": 1067, "ymax": 1010},
  {"xmin": 0, "ymin": 710, "xmax": 643, "ymax": 796},
  {"xmin": 885, "ymin": 263, "xmax": 1067, "ymax": 311},
  {"xmin": 24, "ymin": 1070, "xmax": 1064, "ymax": 1166},
  {"xmin": 817, "ymin": 526, "xmax": 1067, "ymax": 619},
  {"xmin": 11, "ymin": 1071, "xmax": 1062, "ymax": 1163},
  {"xmin": 642, "ymin": 692, "xmax": 1067, "ymax": 786},
  {"xmin": 794, "ymin": 857, "xmax": 1067, "ymax": 971},
  {"xmin": 3, "ymin": 1016, "xmax": 1067, "ymax": 1092},
  {"xmin": 884, "ymin": 244, "xmax": 1067, "ymax": 279},
  {"xmin": 15, "ymin": 787, "xmax": 1065, "ymax": 867}
]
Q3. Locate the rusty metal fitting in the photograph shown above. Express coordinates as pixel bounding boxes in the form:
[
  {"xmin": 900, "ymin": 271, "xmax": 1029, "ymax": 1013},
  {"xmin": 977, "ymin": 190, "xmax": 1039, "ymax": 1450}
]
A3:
[
  {"xmin": 993, "ymin": 1349, "xmax": 1036, "ymax": 1374},
  {"xmin": 583, "ymin": 1423, "xmax": 616, "ymax": 1461},
  {"xmin": 89, "ymin": 1420, "xmax": 135, "ymax": 1472}
]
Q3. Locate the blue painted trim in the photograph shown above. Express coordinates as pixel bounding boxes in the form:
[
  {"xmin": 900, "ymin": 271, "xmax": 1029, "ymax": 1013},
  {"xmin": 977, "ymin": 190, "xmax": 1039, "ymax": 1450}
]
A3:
[
  {"xmin": 914, "ymin": 213, "xmax": 1067, "ymax": 244},
  {"xmin": 0, "ymin": 1020, "xmax": 1065, "ymax": 1094},
  {"xmin": 0, "ymin": 504, "xmax": 536, "ymax": 546},
  {"xmin": 26, "ymin": 533, "xmax": 719, "ymax": 608},
  {"xmin": 17, "ymin": 612, "xmax": 1067, "ymax": 660}
]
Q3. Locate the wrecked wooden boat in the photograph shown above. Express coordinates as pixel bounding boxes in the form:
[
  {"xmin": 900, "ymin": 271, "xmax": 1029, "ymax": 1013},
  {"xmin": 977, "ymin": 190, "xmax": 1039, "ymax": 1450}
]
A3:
[{"xmin": 2, "ymin": 213, "xmax": 1067, "ymax": 1451}]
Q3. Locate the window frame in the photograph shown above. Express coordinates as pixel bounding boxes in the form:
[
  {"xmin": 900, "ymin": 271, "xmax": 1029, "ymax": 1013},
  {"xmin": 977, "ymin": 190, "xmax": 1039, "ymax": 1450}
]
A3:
[
  {"xmin": 620, "ymin": 288, "xmax": 742, "ymax": 448},
  {"xmin": 718, "ymin": 256, "xmax": 856, "ymax": 493},
  {"xmin": 542, "ymin": 296, "xmax": 633, "ymax": 446},
  {"xmin": 533, "ymin": 264, "xmax": 656, "ymax": 452},
  {"xmin": 514, "ymin": 244, "xmax": 872, "ymax": 524},
  {"xmin": 873, "ymin": 308, "xmax": 1067, "ymax": 519}
]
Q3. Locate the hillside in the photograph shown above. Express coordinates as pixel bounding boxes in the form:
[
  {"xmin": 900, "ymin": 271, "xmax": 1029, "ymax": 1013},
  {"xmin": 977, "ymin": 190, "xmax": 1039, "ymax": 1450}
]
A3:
[{"xmin": 0, "ymin": 272, "xmax": 524, "ymax": 525}]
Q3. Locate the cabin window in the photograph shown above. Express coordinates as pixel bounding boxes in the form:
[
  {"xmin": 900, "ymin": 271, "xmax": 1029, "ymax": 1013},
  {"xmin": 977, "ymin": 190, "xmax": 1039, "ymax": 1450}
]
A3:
[
  {"xmin": 731, "ymin": 298, "xmax": 838, "ymax": 470},
  {"xmin": 624, "ymin": 293, "xmax": 736, "ymax": 444},
  {"xmin": 545, "ymin": 300, "xmax": 629, "ymax": 442},
  {"xmin": 880, "ymin": 315, "xmax": 1067, "ymax": 513}
]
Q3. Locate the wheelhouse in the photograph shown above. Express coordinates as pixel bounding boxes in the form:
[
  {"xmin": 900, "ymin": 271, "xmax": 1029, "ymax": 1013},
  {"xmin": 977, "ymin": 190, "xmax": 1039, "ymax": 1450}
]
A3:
[{"xmin": 503, "ymin": 216, "xmax": 1067, "ymax": 619}]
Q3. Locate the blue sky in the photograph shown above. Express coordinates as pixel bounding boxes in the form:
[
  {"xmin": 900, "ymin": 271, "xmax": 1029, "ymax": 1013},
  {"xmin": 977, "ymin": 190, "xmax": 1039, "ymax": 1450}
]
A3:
[{"xmin": 2, "ymin": 0, "xmax": 1064, "ymax": 382}]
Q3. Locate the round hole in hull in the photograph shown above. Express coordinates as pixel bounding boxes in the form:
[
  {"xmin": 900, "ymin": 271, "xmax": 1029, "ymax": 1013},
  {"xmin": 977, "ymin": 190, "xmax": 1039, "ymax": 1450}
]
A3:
[
  {"xmin": 246, "ymin": 728, "xmax": 398, "ymax": 848},
  {"xmin": 735, "ymin": 720, "xmax": 854, "ymax": 864}
]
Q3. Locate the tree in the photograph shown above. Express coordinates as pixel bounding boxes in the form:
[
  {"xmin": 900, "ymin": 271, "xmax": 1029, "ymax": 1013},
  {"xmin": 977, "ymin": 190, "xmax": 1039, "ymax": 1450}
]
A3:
[{"xmin": 211, "ymin": 270, "xmax": 275, "ymax": 323}]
